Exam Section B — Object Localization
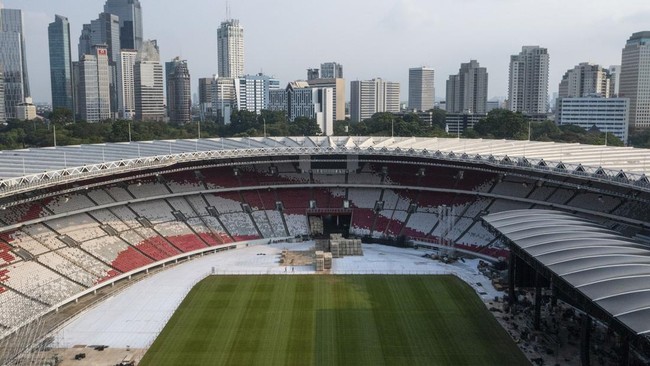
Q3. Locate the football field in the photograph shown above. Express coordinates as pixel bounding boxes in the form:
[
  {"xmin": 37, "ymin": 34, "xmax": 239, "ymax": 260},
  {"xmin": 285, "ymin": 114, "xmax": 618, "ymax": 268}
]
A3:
[{"xmin": 140, "ymin": 275, "xmax": 529, "ymax": 366}]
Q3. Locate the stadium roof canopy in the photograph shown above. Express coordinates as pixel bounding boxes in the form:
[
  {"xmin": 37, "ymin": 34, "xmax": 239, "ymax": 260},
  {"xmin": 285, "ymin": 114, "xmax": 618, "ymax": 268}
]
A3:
[
  {"xmin": 1, "ymin": 136, "xmax": 649, "ymax": 196},
  {"xmin": 483, "ymin": 209, "xmax": 650, "ymax": 336}
]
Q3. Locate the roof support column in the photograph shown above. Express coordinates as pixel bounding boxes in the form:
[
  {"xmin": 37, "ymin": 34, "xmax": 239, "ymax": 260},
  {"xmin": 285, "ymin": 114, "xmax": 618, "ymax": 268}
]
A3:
[
  {"xmin": 618, "ymin": 336, "xmax": 629, "ymax": 366},
  {"xmin": 580, "ymin": 313, "xmax": 592, "ymax": 366},
  {"xmin": 534, "ymin": 272, "xmax": 542, "ymax": 331},
  {"xmin": 508, "ymin": 254, "xmax": 517, "ymax": 305}
]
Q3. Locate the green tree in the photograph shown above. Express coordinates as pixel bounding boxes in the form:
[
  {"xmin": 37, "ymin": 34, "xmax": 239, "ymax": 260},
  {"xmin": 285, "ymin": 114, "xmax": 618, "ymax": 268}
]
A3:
[
  {"xmin": 473, "ymin": 109, "xmax": 528, "ymax": 139},
  {"xmin": 290, "ymin": 117, "xmax": 322, "ymax": 136}
]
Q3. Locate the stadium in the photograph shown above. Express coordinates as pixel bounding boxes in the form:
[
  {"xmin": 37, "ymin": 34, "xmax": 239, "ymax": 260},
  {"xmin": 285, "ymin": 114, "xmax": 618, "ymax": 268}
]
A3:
[{"xmin": 0, "ymin": 136, "xmax": 650, "ymax": 365}]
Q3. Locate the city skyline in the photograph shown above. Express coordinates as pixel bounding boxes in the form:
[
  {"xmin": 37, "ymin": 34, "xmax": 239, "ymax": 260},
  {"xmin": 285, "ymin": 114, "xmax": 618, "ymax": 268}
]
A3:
[{"xmin": 2, "ymin": 0, "xmax": 650, "ymax": 104}]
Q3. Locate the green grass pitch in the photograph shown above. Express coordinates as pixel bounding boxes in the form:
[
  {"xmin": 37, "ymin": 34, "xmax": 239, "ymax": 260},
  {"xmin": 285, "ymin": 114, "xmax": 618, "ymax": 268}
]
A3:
[{"xmin": 140, "ymin": 275, "xmax": 529, "ymax": 366}]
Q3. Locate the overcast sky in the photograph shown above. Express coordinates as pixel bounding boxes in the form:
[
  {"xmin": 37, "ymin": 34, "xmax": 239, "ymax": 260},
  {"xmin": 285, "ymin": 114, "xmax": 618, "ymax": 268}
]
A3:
[{"xmin": 3, "ymin": 0, "xmax": 650, "ymax": 104}]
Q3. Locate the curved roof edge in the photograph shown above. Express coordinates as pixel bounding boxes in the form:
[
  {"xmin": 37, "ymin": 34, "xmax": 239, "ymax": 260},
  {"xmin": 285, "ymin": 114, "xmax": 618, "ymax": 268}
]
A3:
[{"xmin": 1, "ymin": 136, "xmax": 649, "ymax": 198}]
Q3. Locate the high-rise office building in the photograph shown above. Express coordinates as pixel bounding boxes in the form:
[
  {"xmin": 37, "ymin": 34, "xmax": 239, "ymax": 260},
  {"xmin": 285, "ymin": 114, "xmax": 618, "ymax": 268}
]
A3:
[
  {"xmin": 90, "ymin": 13, "xmax": 120, "ymax": 64},
  {"xmin": 78, "ymin": 24, "xmax": 92, "ymax": 58},
  {"xmin": 134, "ymin": 40, "xmax": 164, "ymax": 121},
  {"xmin": 268, "ymin": 81, "xmax": 334, "ymax": 136},
  {"xmin": 307, "ymin": 62, "xmax": 346, "ymax": 121},
  {"xmin": 104, "ymin": 0, "xmax": 143, "ymax": 51},
  {"xmin": 0, "ymin": 8, "xmax": 30, "ymax": 120},
  {"xmin": 165, "ymin": 57, "xmax": 192, "ymax": 124},
  {"xmin": 558, "ymin": 63, "xmax": 611, "ymax": 99},
  {"xmin": 48, "ymin": 15, "xmax": 74, "ymax": 113},
  {"xmin": 321, "ymin": 62, "xmax": 343, "ymax": 79},
  {"xmin": 217, "ymin": 19, "xmax": 244, "ymax": 78},
  {"xmin": 119, "ymin": 49, "xmax": 137, "ymax": 119},
  {"xmin": 508, "ymin": 46, "xmax": 549, "ymax": 115},
  {"xmin": 76, "ymin": 45, "xmax": 111, "ymax": 122},
  {"xmin": 608, "ymin": 65, "xmax": 621, "ymax": 98},
  {"xmin": 350, "ymin": 78, "xmax": 400, "ymax": 122},
  {"xmin": 445, "ymin": 60, "xmax": 488, "ymax": 114},
  {"xmin": 408, "ymin": 67, "xmax": 435, "ymax": 111},
  {"xmin": 87, "ymin": 13, "xmax": 121, "ymax": 118},
  {"xmin": 308, "ymin": 78, "xmax": 346, "ymax": 121},
  {"xmin": 0, "ymin": 67, "xmax": 5, "ymax": 123},
  {"xmin": 620, "ymin": 31, "xmax": 650, "ymax": 128},
  {"xmin": 234, "ymin": 73, "xmax": 280, "ymax": 115}
]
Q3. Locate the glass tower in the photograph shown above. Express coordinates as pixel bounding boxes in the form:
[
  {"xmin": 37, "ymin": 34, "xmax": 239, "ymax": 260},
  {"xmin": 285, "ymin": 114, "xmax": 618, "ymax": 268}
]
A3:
[
  {"xmin": 48, "ymin": 15, "xmax": 74, "ymax": 112},
  {"xmin": 0, "ymin": 8, "xmax": 30, "ymax": 119},
  {"xmin": 104, "ymin": 0, "xmax": 143, "ymax": 51}
]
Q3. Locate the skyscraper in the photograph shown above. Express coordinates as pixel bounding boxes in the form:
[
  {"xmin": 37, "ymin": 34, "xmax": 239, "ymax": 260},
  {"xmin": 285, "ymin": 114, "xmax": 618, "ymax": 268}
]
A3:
[
  {"xmin": 103, "ymin": 0, "xmax": 143, "ymax": 51},
  {"xmin": 88, "ymin": 13, "xmax": 121, "ymax": 118},
  {"xmin": 507, "ymin": 46, "xmax": 549, "ymax": 115},
  {"xmin": 135, "ymin": 40, "xmax": 164, "ymax": 121},
  {"xmin": 0, "ymin": 8, "xmax": 30, "ymax": 120},
  {"xmin": 558, "ymin": 63, "xmax": 611, "ymax": 99},
  {"xmin": 78, "ymin": 24, "xmax": 92, "ymax": 58},
  {"xmin": 350, "ymin": 78, "xmax": 400, "ymax": 122},
  {"xmin": 90, "ymin": 13, "xmax": 121, "ymax": 64},
  {"xmin": 609, "ymin": 65, "xmax": 621, "ymax": 98},
  {"xmin": 165, "ymin": 57, "xmax": 192, "ymax": 124},
  {"xmin": 408, "ymin": 67, "xmax": 435, "ymax": 111},
  {"xmin": 446, "ymin": 60, "xmax": 488, "ymax": 114},
  {"xmin": 620, "ymin": 31, "xmax": 650, "ymax": 128},
  {"xmin": 0, "ymin": 67, "xmax": 5, "ymax": 123},
  {"xmin": 217, "ymin": 19, "xmax": 244, "ymax": 78},
  {"xmin": 321, "ymin": 62, "xmax": 343, "ymax": 79},
  {"xmin": 119, "ymin": 49, "xmax": 137, "ymax": 119},
  {"xmin": 48, "ymin": 15, "xmax": 74, "ymax": 113},
  {"xmin": 76, "ymin": 45, "xmax": 111, "ymax": 122}
]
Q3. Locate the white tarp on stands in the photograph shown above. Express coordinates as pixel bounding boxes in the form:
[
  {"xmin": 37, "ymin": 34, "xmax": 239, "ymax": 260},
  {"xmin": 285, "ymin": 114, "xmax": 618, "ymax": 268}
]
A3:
[{"xmin": 52, "ymin": 242, "xmax": 499, "ymax": 348}]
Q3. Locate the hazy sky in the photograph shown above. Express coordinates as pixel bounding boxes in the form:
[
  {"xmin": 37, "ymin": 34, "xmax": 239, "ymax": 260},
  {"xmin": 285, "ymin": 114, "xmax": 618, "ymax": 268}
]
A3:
[{"xmin": 3, "ymin": 0, "xmax": 650, "ymax": 104}]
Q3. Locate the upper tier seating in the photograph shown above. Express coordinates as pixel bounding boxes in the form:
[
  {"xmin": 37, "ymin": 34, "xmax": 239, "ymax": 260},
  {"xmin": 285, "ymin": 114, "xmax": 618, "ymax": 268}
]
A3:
[
  {"xmin": 166, "ymin": 197, "xmax": 200, "ymax": 218},
  {"xmin": 204, "ymin": 193, "xmax": 243, "ymax": 214},
  {"xmin": 128, "ymin": 180, "xmax": 169, "ymax": 199},
  {"xmin": 90, "ymin": 209, "xmax": 132, "ymax": 232},
  {"xmin": 165, "ymin": 170, "xmax": 203, "ymax": 193},
  {"xmin": 129, "ymin": 201, "xmax": 175, "ymax": 224},
  {"xmin": 0, "ymin": 201, "xmax": 48, "ymax": 225},
  {"xmin": 185, "ymin": 195, "xmax": 210, "ymax": 216},
  {"xmin": 86, "ymin": 189, "xmax": 115, "ymax": 205}
]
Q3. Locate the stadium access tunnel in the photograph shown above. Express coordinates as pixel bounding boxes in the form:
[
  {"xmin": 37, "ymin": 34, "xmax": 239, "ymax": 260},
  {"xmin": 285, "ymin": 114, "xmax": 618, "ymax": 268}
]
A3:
[{"xmin": 483, "ymin": 209, "xmax": 650, "ymax": 366}]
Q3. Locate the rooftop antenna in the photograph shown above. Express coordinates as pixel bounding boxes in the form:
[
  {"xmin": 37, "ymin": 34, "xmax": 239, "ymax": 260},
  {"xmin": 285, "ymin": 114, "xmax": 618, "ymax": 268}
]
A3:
[{"xmin": 226, "ymin": 1, "xmax": 231, "ymax": 19}]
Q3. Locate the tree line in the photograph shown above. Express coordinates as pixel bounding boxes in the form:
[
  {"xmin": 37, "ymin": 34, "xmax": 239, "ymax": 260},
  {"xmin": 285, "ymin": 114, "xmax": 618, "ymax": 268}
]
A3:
[{"xmin": 0, "ymin": 107, "xmax": 632, "ymax": 151}]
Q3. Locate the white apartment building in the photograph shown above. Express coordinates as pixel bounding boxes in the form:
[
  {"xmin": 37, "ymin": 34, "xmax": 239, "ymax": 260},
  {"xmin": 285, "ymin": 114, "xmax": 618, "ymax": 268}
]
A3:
[
  {"xmin": 350, "ymin": 78, "xmax": 400, "ymax": 122},
  {"xmin": 558, "ymin": 63, "xmax": 611, "ymax": 99},
  {"xmin": 119, "ymin": 49, "xmax": 137, "ymax": 119},
  {"xmin": 508, "ymin": 46, "xmax": 549, "ymax": 115}
]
